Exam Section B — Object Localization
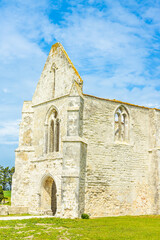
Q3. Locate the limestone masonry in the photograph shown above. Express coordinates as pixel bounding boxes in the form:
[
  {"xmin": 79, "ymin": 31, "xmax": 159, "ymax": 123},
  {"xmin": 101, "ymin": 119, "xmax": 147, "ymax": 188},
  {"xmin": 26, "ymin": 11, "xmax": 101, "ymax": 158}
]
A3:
[{"xmin": 11, "ymin": 43, "xmax": 160, "ymax": 218}]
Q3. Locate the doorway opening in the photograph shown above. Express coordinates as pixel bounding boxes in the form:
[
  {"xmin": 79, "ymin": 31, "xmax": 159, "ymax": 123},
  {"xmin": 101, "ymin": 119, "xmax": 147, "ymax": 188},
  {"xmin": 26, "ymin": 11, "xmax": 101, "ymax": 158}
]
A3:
[{"xmin": 41, "ymin": 176, "xmax": 57, "ymax": 215}]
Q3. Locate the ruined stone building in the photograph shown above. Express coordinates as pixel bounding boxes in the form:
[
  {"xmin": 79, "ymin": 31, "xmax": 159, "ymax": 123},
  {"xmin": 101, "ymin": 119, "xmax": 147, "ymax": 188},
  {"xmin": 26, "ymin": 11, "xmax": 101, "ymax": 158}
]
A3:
[{"xmin": 11, "ymin": 43, "xmax": 160, "ymax": 218}]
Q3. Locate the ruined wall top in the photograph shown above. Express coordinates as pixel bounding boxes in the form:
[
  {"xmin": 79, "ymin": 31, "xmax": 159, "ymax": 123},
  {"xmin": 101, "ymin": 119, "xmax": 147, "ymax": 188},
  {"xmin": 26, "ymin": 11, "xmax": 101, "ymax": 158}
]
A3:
[{"xmin": 32, "ymin": 43, "xmax": 83, "ymax": 106}]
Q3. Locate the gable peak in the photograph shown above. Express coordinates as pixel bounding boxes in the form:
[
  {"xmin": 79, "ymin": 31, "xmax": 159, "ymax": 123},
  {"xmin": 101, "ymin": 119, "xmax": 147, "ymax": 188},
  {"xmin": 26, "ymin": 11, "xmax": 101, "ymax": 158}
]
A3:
[{"xmin": 50, "ymin": 42, "xmax": 83, "ymax": 83}]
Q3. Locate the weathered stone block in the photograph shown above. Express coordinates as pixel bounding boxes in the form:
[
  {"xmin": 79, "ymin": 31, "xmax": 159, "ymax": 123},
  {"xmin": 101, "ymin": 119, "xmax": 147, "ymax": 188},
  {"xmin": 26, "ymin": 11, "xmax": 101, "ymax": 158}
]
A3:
[{"xmin": 0, "ymin": 206, "xmax": 9, "ymax": 215}]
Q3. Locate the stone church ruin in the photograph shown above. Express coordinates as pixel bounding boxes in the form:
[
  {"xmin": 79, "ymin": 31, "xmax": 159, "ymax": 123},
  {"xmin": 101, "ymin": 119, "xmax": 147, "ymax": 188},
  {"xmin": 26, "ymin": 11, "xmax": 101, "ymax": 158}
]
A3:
[{"xmin": 11, "ymin": 43, "xmax": 160, "ymax": 218}]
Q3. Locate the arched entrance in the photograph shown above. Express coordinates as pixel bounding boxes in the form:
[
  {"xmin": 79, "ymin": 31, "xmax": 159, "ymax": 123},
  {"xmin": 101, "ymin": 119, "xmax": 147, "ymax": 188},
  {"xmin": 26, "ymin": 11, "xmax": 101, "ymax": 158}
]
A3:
[{"xmin": 41, "ymin": 176, "xmax": 57, "ymax": 215}]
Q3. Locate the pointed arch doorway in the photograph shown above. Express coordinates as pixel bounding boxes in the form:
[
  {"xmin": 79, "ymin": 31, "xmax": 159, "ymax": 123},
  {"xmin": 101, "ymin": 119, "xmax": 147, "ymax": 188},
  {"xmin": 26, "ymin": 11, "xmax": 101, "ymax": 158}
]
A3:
[{"xmin": 41, "ymin": 176, "xmax": 57, "ymax": 215}]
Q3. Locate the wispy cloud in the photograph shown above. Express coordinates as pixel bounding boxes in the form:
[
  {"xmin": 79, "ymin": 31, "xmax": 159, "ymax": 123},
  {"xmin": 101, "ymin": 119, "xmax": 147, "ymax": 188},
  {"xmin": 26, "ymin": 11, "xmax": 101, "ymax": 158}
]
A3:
[
  {"xmin": 50, "ymin": 1, "xmax": 160, "ymax": 106},
  {"xmin": 2, "ymin": 88, "xmax": 10, "ymax": 93},
  {"xmin": 0, "ymin": 120, "xmax": 20, "ymax": 145}
]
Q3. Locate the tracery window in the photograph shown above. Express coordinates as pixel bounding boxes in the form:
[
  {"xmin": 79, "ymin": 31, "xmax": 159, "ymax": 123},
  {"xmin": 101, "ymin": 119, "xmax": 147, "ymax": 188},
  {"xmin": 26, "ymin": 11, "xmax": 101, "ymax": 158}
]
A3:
[
  {"xmin": 114, "ymin": 105, "xmax": 129, "ymax": 142},
  {"xmin": 45, "ymin": 107, "xmax": 60, "ymax": 154},
  {"xmin": 49, "ymin": 120, "xmax": 54, "ymax": 152}
]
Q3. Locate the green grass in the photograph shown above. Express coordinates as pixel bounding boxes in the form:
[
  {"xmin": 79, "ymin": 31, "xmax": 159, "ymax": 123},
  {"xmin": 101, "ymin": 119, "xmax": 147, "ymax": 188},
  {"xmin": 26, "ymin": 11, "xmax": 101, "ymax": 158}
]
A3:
[
  {"xmin": 0, "ymin": 216, "xmax": 160, "ymax": 240},
  {"xmin": 2, "ymin": 190, "xmax": 11, "ymax": 205},
  {"xmin": 3, "ymin": 190, "xmax": 11, "ymax": 198}
]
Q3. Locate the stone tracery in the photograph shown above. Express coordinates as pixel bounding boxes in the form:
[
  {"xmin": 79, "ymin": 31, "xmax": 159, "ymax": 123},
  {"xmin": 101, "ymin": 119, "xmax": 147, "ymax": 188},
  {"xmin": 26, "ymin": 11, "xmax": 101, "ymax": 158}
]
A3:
[
  {"xmin": 114, "ymin": 105, "xmax": 129, "ymax": 142},
  {"xmin": 44, "ymin": 106, "xmax": 60, "ymax": 153}
]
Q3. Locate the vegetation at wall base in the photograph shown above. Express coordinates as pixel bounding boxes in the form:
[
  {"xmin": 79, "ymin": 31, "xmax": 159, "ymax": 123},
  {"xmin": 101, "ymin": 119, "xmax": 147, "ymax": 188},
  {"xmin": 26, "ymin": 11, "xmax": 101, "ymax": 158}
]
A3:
[
  {"xmin": 3, "ymin": 191, "xmax": 11, "ymax": 205},
  {"xmin": 0, "ymin": 191, "xmax": 11, "ymax": 205},
  {"xmin": 81, "ymin": 213, "xmax": 90, "ymax": 219},
  {"xmin": 3, "ymin": 191, "xmax": 11, "ymax": 198},
  {"xmin": 0, "ymin": 216, "xmax": 160, "ymax": 239}
]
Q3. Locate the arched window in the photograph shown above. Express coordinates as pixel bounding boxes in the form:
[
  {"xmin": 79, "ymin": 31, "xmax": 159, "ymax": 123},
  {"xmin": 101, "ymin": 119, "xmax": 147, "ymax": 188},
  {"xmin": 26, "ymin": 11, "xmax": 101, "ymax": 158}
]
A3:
[
  {"xmin": 45, "ymin": 107, "xmax": 60, "ymax": 154},
  {"xmin": 49, "ymin": 120, "xmax": 54, "ymax": 152},
  {"xmin": 114, "ymin": 105, "xmax": 129, "ymax": 142},
  {"xmin": 55, "ymin": 119, "xmax": 60, "ymax": 152}
]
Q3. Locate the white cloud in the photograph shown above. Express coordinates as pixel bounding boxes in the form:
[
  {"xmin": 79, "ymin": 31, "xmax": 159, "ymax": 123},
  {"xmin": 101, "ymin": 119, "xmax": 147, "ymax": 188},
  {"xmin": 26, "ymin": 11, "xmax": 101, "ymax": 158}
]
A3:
[
  {"xmin": 50, "ymin": 2, "xmax": 160, "ymax": 107},
  {"xmin": 0, "ymin": 120, "xmax": 20, "ymax": 145},
  {"xmin": 2, "ymin": 88, "xmax": 10, "ymax": 93}
]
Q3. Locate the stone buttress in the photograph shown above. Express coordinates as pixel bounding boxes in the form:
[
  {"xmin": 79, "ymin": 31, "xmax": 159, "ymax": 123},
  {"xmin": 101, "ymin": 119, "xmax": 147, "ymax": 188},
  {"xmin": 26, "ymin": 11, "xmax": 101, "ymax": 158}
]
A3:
[
  {"xmin": 11, "ymin": 101, "xmax": 34, "ymax": 213},
  {"xmin": 61, "ymin": 82, "xmax": 87, "ymax": 218}
]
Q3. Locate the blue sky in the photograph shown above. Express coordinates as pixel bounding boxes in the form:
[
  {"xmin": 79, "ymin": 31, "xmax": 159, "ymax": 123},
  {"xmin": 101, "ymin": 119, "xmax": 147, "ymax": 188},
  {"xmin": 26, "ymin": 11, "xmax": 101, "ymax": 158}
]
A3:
[{"xmin": 0, "ymin": 0, "xmax": 160, "ymax": 167}]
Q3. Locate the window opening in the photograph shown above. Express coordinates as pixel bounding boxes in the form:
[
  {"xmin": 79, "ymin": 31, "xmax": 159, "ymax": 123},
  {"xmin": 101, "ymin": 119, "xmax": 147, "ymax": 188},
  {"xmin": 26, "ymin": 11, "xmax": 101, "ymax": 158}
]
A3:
[
  {"xmin": 114, "ymin": 106, "xmax": 129, "ymax": 142},
  {"xmin": 45, "ymin": 108, "xmax": 60, "ymax": 153}
]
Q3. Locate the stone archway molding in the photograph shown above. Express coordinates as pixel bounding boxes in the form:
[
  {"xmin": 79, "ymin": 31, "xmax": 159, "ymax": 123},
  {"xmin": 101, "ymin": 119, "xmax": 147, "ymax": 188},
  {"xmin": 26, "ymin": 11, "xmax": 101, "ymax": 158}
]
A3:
[{"xmin": 40, "ymin": 173, "xmax": 57, "ymax": 216}]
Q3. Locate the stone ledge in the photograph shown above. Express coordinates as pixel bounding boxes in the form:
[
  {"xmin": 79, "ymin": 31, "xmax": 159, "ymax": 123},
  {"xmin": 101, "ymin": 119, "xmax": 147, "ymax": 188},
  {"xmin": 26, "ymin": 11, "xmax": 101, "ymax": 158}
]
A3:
[
  {"xmin": 0, "ymin": 205, "xmax": 9, "ymax": 215},
  {"xmin": 67, "ymin": 107, "xmax": 80, "ymax": 111},
  {"xmin": 62, "ymin": 169, "xmax": 79, "ymax": 178},
  {"xmin": 62, "ymin": 175, "xmax": 79, "ymax": 178},
  {"xmin": 148, "ymin": 147, "xmax": 160, "ymax": 152},
  {"xmin": 113, "ymin": 141, "xmax": 131, "ymax": 146},
  {"xmin": 15, "ymin": 147, "xmax": 35, "ymax": 152},
  {"xmin": 8, "ymin": 206, "xmax": 28, "ymax": 215},
  {"xmin": 63, "ymin": 136, "xmax": 88, "ymax": 144},
  {"xmin": 31, "ymin": 153, "xmax": 63, "ymax": 162},
  {"xmin": 32, "ymin": 94, "xmax": 69, "ymax": 107}
]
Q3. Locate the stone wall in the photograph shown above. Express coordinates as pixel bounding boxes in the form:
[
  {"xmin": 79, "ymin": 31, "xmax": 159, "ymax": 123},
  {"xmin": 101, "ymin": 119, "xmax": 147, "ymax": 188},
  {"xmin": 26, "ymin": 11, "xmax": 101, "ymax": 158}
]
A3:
[
  {"xmin": 0, "ymin": 206, "xmax": 28, "ymax": 215},
  {"xmin": 0, "ymin": 206, "xmax": 9, "ymax": 215},
  {"xmin": 83, "ymin": 95, "xmax": 158, "ymax": 217}
]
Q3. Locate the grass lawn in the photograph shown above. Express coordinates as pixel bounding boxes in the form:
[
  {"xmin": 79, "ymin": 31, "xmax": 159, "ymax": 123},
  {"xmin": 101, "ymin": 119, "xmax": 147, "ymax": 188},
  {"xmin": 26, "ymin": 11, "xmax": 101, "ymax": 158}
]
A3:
[
  {"xmin": 0, "ymin": 216, "xmax": 160, "ymax": 240},
  {"xmin": 3, "ymin": 190, "xmax": 11, "ymax": 198},
  {"xmin": 2, "ymin": 190, "xmax": 11, "ymax": 205}
]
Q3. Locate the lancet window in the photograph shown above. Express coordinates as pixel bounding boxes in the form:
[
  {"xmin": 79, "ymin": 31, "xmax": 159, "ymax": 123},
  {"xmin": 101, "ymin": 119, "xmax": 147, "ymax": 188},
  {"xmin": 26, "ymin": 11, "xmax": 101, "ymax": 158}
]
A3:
[
  {"xmin": 45, "ymin": 107, "xmax": 60, "ymax": 154},
  {"xmin": 114, "ymin": 105, "xmax": 129, "ymax": 142}
]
